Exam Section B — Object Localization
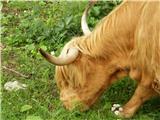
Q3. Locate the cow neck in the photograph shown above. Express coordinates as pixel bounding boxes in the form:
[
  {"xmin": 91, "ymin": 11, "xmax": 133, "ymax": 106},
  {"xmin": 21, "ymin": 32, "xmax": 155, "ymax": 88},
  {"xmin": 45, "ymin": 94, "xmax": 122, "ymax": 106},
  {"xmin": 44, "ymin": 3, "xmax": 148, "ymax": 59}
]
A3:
[{"xmin": 76, "ymin": 1, "xmax": 145, "ymax": 60}]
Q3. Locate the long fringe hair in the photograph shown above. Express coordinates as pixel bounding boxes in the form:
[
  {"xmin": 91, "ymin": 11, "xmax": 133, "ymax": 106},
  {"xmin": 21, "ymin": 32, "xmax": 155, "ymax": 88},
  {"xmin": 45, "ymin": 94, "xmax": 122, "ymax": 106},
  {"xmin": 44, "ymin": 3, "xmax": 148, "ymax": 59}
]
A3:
[
  {"xmin": 131, "ymin": 1, "xmax": 160, "ymax": 78},
  {"xmin": 56, "ymin": 1, "xmax": 160, "ymax": 88},
  {"xmin": 74, "ymin": 1, "xmax": 145, "ymax": 59}
]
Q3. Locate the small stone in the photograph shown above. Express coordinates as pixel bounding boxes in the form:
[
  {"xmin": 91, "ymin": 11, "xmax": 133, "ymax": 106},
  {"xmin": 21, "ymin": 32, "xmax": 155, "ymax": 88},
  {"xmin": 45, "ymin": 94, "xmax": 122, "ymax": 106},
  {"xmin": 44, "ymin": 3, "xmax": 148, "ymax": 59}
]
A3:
[{"xmin": 4, "ymin": 81, "xmax": 27, "ymax": 91}]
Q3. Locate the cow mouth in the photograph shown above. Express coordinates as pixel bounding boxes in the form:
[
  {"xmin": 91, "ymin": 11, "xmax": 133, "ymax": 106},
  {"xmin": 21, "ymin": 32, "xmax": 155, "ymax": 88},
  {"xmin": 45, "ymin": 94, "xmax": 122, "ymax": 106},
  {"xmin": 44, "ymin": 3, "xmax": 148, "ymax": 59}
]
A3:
[{"xmin": 62, "ymin": 99, "xmax": 89, "ymax": 111}]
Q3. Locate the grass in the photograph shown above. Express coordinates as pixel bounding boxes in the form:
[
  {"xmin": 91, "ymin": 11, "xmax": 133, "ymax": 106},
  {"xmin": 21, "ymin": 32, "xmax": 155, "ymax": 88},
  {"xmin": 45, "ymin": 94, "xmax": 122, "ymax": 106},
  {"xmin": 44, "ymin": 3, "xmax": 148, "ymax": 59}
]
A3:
[
  {"xmin": 2, "ymin": 46, "xmax": 160, "ymax": 120},
  {"xmin": 1, "ymin": 1, "xmax": 160, "ymax": 120}
]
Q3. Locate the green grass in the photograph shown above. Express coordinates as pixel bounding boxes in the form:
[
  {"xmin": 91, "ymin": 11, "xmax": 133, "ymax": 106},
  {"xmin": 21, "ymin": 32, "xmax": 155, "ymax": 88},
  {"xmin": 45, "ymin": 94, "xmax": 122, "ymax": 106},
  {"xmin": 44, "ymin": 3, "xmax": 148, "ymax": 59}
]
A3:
[
  {"xmin": 1, "ymin": 1, "xmax": 160, "ymax": 120},
  {"xmin": 2, "ymin": 46, "xmax": 160, "ymax": 120}
]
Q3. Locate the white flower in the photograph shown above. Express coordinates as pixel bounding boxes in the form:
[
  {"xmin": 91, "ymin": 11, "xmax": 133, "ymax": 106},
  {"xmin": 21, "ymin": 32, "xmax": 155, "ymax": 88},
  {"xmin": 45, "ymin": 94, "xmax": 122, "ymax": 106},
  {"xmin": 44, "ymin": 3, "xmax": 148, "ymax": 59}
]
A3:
[
  {"xmin": 113, "ymin": 104, "xmax": 121, "ymax": 107},
  {"xmin": 114, "ymin": 110, "xmax": 120, "ymax": 115},
  {"xmin": 119, "ymin": 107, "xmax": 123, "ymax": 112},
  {"xmin": 50, "ymin": 51, "xmax": 55, "ymax": 55},
  {"xmin": 111, "ymin": 104, "xmax": 121, "ymax": 111},
  {"xmin": 4, "ymin": 81, "xmax": 27, "ymax": 91}
]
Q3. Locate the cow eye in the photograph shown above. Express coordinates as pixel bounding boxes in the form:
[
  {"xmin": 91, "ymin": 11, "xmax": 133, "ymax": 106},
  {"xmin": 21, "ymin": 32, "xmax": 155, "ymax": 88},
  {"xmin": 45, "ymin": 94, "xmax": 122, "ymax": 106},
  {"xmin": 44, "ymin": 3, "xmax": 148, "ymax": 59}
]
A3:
[{"xmin": 66, "ymin": 49, "xmax": 69, "ymax": 54}]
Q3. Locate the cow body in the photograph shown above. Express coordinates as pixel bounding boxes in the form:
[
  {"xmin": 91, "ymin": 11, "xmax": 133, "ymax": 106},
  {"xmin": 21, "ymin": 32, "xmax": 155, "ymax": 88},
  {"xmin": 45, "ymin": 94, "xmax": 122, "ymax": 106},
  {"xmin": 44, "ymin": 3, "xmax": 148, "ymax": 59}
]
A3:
[{"xmin": 40, "ymin": 1, "xmax": 160, "ymax": 118}]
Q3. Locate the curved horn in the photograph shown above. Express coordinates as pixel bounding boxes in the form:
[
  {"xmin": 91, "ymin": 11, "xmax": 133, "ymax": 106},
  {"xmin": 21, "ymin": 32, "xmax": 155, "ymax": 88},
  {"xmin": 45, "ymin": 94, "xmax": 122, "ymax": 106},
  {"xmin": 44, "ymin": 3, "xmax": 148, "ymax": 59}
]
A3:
[
  {"xmin": 81, "ymin": 0, "xmax": 97, "ymax": 35},
  {"xmin": 39, "ymin": 48, "xmax": 79, "ymax": 66}
]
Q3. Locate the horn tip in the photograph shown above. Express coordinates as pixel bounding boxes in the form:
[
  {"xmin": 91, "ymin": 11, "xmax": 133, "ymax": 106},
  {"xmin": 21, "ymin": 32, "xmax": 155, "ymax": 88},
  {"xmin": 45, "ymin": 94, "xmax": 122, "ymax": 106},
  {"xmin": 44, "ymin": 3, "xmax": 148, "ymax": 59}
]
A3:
[
  {"xmin": 39, "ymin": 48, "xmax": 47, "ymax": 58},
  {"xmin": 39, "ymin": 48, "xmax": 43, "ymax": 54}
]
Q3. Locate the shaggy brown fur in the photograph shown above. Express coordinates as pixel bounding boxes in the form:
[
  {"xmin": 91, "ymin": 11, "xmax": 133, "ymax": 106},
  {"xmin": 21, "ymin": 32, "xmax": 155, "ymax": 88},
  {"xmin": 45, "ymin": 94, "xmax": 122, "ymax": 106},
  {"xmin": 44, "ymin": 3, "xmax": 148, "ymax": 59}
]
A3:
[
  {"xmin": 153, "ymin": 79, "xmax": 160, "ymax": 94},
  {"xmin": 41, "ymin": 1, "xmax": 160, "ymax": 118},
  {"xmin": 131, "ymin": 1, "xmax": 160, "ymax": 95}
]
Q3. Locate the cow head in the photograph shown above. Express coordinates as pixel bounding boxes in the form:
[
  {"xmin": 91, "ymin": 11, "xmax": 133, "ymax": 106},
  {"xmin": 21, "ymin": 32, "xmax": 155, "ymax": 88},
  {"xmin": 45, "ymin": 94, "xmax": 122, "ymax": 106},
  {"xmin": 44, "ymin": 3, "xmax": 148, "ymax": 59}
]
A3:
[
  {"xmin": 39, "ymin": 1, "xmax": 129, "ymax": 110},
  {"xmin": 40, "ymin": 42, "xmax": 128, "ymax": 110}
]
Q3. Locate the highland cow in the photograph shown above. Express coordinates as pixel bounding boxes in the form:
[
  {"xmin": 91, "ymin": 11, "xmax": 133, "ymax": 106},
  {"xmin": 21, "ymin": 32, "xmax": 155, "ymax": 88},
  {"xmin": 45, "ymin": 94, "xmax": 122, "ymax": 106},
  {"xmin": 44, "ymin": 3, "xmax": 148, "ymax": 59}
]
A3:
[{"xmin": 39, "ymin": 1, "xmax": 160, "ymax": 118}]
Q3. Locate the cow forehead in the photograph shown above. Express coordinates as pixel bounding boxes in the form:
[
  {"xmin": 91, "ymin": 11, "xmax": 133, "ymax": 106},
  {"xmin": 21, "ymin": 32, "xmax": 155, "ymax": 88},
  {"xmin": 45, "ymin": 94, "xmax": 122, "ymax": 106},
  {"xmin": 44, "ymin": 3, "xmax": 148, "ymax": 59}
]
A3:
[
  {"xmin": 59, "ymin": 43, "xmax": 71, "ymax": 57},
  {"xmin": 59, "ymin": 39, "xmax": 77, "ymax": 57}
]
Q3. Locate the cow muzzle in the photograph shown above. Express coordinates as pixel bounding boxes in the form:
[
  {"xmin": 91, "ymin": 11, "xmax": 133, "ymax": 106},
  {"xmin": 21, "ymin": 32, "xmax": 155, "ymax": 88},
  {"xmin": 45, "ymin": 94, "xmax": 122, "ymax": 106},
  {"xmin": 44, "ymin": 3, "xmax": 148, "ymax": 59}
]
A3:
[{"xmin": 60, "ymin": 90, "xmax": 88, "ymax": 110}]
